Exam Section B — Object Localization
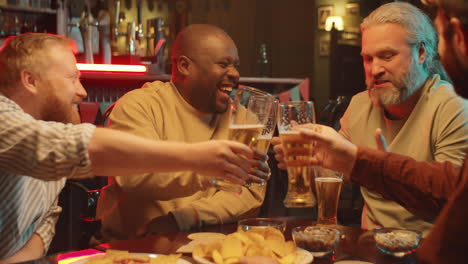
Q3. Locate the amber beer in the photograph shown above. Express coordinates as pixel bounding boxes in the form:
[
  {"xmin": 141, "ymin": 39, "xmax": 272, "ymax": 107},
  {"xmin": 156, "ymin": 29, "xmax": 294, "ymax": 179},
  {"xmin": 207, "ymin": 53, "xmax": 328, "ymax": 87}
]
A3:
[
  {"xmin": 315, "ymin": 177, "xmax": 343, "ymax": 225},
  {"xmin": 251, "ymin": 135, "xmax": 272, "ymax": 153},
  {"xmin": 229, "ymin": 124, "xmax": 264, "ymax": 147},
  {"xmin": 280, "ymin": 132, "xmax": 316, "ymax": 208}
]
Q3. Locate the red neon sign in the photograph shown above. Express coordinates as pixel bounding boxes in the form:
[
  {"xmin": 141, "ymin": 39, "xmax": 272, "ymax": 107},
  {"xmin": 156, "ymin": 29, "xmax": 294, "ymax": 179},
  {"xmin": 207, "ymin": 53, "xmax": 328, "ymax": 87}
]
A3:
[{"xmin": 77, "ymin": 63, "xmax": 147, "ymax": 73}]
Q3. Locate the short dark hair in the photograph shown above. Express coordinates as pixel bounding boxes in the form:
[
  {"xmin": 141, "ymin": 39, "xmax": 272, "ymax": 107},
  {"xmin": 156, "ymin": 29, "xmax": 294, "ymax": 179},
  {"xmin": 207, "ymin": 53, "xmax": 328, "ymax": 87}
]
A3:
[{"xmin": 423, "ymin": 0, "xmax": 468, "ymax": 27}]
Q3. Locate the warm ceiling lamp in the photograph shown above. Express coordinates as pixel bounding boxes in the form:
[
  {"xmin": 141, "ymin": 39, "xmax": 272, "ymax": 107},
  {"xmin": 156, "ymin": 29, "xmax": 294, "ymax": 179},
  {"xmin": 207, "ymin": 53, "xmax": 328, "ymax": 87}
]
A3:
[
  {"xmin": 77, "ymin": 63, "xmax": 148, "ymax": 73},
  {"xmin": 325, "ymin": 16, "xmax": 344, "ymax": 31}
]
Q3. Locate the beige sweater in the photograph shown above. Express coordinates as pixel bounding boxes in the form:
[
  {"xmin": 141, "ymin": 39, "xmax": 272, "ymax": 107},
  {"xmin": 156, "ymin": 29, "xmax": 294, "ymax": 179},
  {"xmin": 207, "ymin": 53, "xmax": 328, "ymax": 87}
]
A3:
[
  {"xmin": 97, "ymin": 81, "xmax": 265, "ymax": 241},
  {"xmin": 340, "ymin": 75, "xmax": 468, "ymax": 236}
]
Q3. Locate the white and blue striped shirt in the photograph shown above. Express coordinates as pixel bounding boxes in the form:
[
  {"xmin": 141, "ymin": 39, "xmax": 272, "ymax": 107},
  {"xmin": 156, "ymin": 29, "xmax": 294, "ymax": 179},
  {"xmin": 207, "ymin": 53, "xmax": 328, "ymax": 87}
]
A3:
[{"xmin": 0, "ymin": 94, "xmax": 96, "ymax": 258}]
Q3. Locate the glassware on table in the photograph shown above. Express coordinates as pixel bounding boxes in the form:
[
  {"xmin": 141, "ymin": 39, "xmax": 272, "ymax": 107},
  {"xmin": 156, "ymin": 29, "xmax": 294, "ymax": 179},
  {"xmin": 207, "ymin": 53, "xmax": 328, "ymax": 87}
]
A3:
[
  {"xmin": 315, "ymin": 167, "xmax": 343, "ymax": 225},
  {"xmin": 277, "ymin": 101, "xmax": 316, "ymax": 208},
  {"xmin": 237, "ymin": 217, "xmax": 287, "ymax": 234},
  {"xmin": 212, "ymin": 86, "xmax": 275, "ymax": 193}
]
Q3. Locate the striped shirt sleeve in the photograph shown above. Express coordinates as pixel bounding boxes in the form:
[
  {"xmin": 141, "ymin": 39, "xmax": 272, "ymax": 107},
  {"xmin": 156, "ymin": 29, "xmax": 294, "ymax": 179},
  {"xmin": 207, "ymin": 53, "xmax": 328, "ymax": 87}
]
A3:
[
  {"xmin": 35, "ymin": 199, "xmax": 62, "ymax": 254},
  {"xmin": 0, "ymin": 95, "xmax": 96, "ymax": 180}
]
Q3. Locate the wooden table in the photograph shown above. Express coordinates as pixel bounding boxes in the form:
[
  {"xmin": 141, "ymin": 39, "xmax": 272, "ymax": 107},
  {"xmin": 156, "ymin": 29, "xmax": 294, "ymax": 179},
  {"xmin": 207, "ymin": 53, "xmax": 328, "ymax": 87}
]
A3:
[{"xmin": 40, "ymin": 217, "xmax": 418, "ymax": 264}]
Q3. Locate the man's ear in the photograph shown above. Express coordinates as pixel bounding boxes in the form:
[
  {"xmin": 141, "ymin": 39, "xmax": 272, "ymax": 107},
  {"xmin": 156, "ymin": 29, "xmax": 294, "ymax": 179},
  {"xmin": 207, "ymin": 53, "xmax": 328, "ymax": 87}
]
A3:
[
  {"xmin": 450, "ymin": 17, "xmax": 467, "ymax": 59},
  {"xmin": 418, "ymin": 41, "xmax": 427, "ymax": 65},
  {"xmin": 176, "ymin": 55, "xmax": 191, "ymax": 76},
  {"xmin": 19, "ymin": 70, "xmax": 39, "ymax": 95}
]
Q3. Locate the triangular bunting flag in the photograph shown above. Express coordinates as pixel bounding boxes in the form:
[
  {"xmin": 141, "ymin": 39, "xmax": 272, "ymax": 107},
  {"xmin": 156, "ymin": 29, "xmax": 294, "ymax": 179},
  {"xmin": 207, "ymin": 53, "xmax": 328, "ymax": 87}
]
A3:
[
  {"xmin": 278, "ymin": 90, "xmax": 290, "ymax": 102},
  {"xmin": 290, "ymin": 85, "xmax": 301, "ymax": 101},
  {"xmin": 299, "ymin": 78, "xmax": 310, "ymax": 101}
]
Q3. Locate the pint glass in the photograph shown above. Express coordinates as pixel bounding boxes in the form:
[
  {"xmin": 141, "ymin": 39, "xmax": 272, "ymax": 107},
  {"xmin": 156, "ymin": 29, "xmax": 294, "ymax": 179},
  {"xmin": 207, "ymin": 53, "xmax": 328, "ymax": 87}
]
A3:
[
  {"xmin": 277, "ymin": 101, "xmax": 316, "ymax": 208},
  {"xmin": 212, "ymin": 86, "xmax": 275, "ymax": 192},
  {"xmin": 251, "ymin": 98, "xmax": 278, "ymax": 153},
  {"xmin": 315, "ymin": 167, "xmax": 343, "ymax": 225}
]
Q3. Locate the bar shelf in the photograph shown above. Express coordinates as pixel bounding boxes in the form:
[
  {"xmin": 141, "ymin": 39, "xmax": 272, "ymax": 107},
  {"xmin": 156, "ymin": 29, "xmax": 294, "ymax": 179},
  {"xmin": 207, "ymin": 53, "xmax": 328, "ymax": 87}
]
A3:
[{"xmin": 0, "ymin": 4, "xmax": 56, "ymax": 14}]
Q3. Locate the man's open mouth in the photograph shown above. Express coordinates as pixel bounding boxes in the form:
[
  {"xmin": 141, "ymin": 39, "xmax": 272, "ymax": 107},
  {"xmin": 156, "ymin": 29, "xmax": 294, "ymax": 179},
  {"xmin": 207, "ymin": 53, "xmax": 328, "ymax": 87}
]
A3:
[
  {"xmin": 374, "ymin": 79, "xmax": 389, "ymax": 85},
  {"xmin": 219, "ymin": 86, "xmax": 233, "ymax": 94}
]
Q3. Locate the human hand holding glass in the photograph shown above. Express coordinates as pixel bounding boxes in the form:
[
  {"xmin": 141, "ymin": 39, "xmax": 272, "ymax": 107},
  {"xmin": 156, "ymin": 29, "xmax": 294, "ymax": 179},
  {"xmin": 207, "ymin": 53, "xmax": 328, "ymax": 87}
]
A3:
[
  {"xmin": 189, "ymin": 140, "xmax": 256, "ymax": 185},
  {"xmin": 297, "ymin": 124, "xmax": 358, "ymax": 176},
  {"xmin": 213, "ymin": 86, "xmax": 275, "ymax": 192}
]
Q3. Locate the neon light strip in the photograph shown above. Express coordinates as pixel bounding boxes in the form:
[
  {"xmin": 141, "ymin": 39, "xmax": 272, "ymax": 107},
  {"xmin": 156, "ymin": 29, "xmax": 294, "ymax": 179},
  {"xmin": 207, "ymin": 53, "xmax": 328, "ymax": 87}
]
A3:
[
  {"xmin": 57, "ymin": 249, "xmax": 105, "ymax": 264},
  {"xmin": 77, "ymin": 63, "xmax": 147, "ymax": 73}
]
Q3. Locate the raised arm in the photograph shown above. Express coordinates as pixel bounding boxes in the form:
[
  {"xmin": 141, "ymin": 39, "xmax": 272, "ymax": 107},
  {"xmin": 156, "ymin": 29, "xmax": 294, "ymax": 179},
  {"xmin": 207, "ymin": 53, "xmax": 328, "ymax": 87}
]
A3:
[
  {"xmin": 88, "ymin": 127, "xmax": 253, "ymax": 185},
  {"xmin": 299, "ymin": 124, "xmax": 463, "ymax": 221}
]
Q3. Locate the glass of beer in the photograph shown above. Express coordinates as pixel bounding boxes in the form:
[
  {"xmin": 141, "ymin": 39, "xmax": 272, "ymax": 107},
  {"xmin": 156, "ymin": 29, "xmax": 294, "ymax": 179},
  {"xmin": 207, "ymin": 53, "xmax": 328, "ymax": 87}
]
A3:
[
  {"xmin": 233, "ymin": 86, "xmax": 277, "ymax": 153},
  {"xmin": 251, "ymin": 98, "xmax": 278, "ymax": 153},
  {"xmin": 315, "ymin": 167, "xmax": 343, "ymax": 225},
  {"xmin": 229, "ymin": 95, "xmax": 271, "ymax": 147},
  {"xmin": 212, "ymin": 87, "xmax": 274, "ymax": 192},
  {"xmin": 278, "ymin": 101, "xmax": 316, "ymax": 208}
]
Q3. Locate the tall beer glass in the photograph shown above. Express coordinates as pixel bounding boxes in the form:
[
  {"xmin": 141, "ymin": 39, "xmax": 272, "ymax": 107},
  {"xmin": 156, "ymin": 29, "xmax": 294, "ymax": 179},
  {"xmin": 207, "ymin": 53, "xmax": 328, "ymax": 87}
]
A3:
[
  {"xmin": 251, "ymin": 99, "xmax": 278, "ymax": 153},
  {"xmin": 213, "ymin": 87, "xmax": 274, "ymax": 192},
  {"xmin": 315, "ymin": 167, "xmax": 343, "ymax": 225},
  {"xmin": 233, "ymin": 86, "xmax": 277, "ymax": 152},
  {"xmin": 277, "ymin": 101, "xmax": 316, "ymax": 208},
  {"xmin": 229, "ymin": 95, "xmax": 272, "ymax": 147}
]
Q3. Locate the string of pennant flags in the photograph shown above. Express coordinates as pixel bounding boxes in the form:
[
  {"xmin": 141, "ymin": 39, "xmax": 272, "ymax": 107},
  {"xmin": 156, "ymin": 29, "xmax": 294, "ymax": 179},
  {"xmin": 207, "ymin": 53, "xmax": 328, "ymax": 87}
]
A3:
[
  {"xmin": 231, "ymin": 78, "xmax": 310, "ymax": 102},
  {"xmin": 80, "ymin": 78, "xmax": 311, "ymax": 125},
  {"xmin": 278, "ymin": 78, "xmax": 310, "ymax": 102}
]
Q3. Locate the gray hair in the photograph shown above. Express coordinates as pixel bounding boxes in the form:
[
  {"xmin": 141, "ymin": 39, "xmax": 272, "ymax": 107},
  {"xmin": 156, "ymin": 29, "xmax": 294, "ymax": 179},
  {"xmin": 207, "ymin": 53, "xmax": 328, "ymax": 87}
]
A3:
[{"xmin": 361, "ymin": 2, "xmax": 450, "ymax": 81}]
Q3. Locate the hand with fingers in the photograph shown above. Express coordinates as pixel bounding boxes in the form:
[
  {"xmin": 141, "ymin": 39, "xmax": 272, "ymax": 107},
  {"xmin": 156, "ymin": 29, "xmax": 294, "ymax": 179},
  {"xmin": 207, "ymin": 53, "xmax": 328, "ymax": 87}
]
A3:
[
  {"xmin": 189, "ymin": 140, "xmax": 255, "ymax": 186},
  {"xmin": 246, "ymin": 148, "xmax": 271, "ymax": 185},
  {"xmin": 271, "ymin": 137, "xmax": 287, "ymax": 170},
  {"xmin": 189, "ymin": 140, "xmax": 271, "ymax": 186},
  {"xmin": 375, "ymin": 128, "xmax": 389, "ymax": 151},
  {"xmin": 297, "ymin": 124, "xmax": 358, "ymax": 177},
  {"xmin": 271, "ymin": 134, "xmax": 315, "ymax": 170}
]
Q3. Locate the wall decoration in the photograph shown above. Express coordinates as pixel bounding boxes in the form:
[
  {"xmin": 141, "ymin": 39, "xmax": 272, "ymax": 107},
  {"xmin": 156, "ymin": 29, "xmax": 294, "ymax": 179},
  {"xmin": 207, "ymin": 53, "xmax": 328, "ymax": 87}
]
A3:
[
  {"xmin": 319, "ymin": 39, "xmax": 330, "ymax": 56},
  {"xmin": 317, "ymin": 5, "xmax": 334, "ymax": 30},
  {"xmin": 345, "ymin": 3, "xmax": 360, "ymax": 17}
]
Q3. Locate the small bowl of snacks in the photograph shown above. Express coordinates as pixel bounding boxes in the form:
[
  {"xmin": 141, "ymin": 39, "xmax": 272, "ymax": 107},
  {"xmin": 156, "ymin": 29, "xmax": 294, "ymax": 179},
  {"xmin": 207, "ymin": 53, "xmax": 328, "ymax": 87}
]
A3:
[
  {"xmin": 373, "ymin": 228, "xmax": 422, "ymax": 257},
  {"xmin": 237, "ymin": 218, "xmax": 287, "ymax": 234},
  {"xmin": 292, "ymin": 226, "xmax": 341, "ymax": 257}
]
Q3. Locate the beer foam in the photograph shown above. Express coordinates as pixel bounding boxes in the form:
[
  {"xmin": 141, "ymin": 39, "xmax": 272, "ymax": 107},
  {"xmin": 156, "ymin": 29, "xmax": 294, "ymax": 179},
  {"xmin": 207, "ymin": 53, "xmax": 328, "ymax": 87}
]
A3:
[
  {"xmin": 315, "ymin": 177, "xmax": 343, "ymax": 183},
  {"xmin": 257, "ymin": 134, "xmax": 272, "ymax": 140},
  {"xmin": 229, "ymin": 124, "xmax": 264, "ymax": 129},
  {"xmin": 278, "ymin": 130, "xmax": 300, "ymax": 134}
]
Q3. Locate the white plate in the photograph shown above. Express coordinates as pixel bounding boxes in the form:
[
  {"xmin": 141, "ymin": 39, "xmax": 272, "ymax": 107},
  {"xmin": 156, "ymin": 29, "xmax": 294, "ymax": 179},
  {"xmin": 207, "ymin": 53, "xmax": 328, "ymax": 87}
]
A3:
[
  {"xmin": 72, "ymin": 252, "xmax": 191, "ymax": 264},
  {"xmin": 193, "ymin": 248, "xmax": 313, "ymax": 264}
]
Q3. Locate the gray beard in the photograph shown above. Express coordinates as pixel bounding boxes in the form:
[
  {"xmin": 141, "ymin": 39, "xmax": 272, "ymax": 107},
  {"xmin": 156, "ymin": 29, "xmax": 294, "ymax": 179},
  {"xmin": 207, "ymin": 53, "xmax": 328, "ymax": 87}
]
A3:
[{"xmin": 368, "ymin": 60, "xmax": 424, "ymax": 108}]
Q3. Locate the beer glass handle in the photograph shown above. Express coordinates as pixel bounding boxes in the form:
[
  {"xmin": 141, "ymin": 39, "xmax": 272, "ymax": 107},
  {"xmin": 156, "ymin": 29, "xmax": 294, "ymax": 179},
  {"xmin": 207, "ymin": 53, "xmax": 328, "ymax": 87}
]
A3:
[{"xmin": 211, "ymin": 179, "xmax": 243, "ymax": 194}]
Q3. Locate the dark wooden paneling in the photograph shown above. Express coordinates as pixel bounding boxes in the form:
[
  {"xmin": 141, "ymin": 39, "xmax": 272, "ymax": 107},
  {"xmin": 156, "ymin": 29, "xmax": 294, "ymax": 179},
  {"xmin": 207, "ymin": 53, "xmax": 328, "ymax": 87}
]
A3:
[
  {"xmin": 188, "ymin": 0, "xmax": 315, "ymax": 80},
  {"xmin": 268, "ymin": 0, "xmax": 315, "ymax": 78}
]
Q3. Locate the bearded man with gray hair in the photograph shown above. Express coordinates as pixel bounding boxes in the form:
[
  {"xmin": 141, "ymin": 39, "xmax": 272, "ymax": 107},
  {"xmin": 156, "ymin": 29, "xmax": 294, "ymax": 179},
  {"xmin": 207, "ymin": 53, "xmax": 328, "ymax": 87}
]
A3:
[{"xmin": 338, "ymin": 1, "xmax": 468, "ymax": 235}]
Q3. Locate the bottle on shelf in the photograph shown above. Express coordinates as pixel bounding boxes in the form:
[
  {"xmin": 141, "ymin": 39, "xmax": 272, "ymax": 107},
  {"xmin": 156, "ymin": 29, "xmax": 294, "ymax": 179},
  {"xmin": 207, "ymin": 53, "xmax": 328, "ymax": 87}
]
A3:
[{"xmin": 257, "ymin": 43, "xmax": 271, "ymax": 77}]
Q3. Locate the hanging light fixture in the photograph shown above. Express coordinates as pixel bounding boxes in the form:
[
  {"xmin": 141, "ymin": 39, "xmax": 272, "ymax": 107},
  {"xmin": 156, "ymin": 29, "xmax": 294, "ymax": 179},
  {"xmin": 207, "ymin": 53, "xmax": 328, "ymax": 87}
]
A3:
[{"xmin": 325, "ymin": 16, "xmax": 344, "ymax": 31}]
